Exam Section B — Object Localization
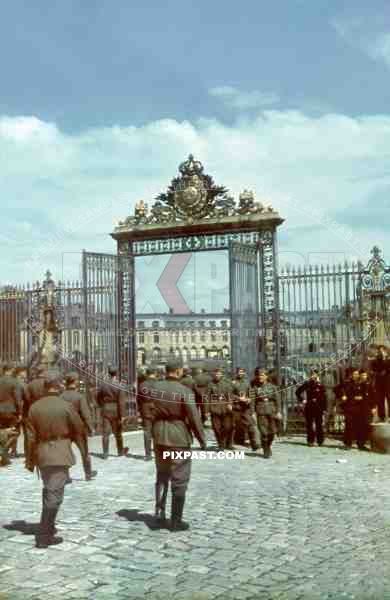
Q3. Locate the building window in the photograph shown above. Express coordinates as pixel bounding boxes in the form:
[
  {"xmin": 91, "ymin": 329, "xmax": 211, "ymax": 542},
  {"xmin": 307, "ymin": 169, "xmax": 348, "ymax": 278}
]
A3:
[
  {"xmin": 138, "ymin": 332, "xmax": 145, "ymax": 344},
  {"xmin": 182, "ymin": 347, "xmax": 189, "ymax": 362},
  {"xmin": 221, "ymin": 320, "xmax": 228, "ymax": 328},
  {"xmin": 152, "ymin": 348, "xmax": 161, "ymax": 361},
  {"xmin": 222, "ymin": 332, "xmax": 229, "ymax": 342},
  {"xmin": 190, "ymin": 347, "xmax": 197, "ymax": 359},
  {"xmin": 152, "ymin": 320, "xmax": 159, "ymax": 328},
  {"xmin": 191, "ymin": 332, "xmax": 196, "ymax": 344},
  {"xmin": 138, "ymin": 321, "xmax": 145, "ymax": 329},
  {"xmin": 137, "ymin": 348, "xmax": 146, "ymax": 366},
  {"xmin": 73, "ymin": 331, "xmax": 80, "ymax": 346},
  {"xmin": 153, "ymin": 332, "xmax": 159, "ymax": 344},
  {"xmin": 199, "ymin": 346, "xmax": 206, "ymax": 359},
  {"xmin": 71, "ymin": 316, "xmax": 81, "ymax": 329},
  {"xmin": 199, "ymin": 321, "xmax": 205, "ymax": 328},
  {"xmin": 209, "ymin": 320, "xmax": 216, "ymax": 328},
  {"xmin": 200, "ymin": 332, "xmax": 206, "ymax": 343},
  {"xmin": 183, "ymin": 333, "xmax": 187, "ymax": 343},
  {"xmin": 211, "ymin": 332, "xmax": 216, "ymax": 342}
]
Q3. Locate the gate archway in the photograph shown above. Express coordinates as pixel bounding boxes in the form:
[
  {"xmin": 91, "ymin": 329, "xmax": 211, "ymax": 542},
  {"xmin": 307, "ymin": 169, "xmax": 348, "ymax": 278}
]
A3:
[{"xmin": 83, "ymin": 155, "xmax": 284, "ymax": 383}]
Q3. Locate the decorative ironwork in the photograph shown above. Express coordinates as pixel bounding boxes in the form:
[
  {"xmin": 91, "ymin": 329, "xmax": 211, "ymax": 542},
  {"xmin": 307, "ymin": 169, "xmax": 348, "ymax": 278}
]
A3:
[
  {"xmin": 229, "ymin": 242, "xmax": 260, "ymax": 377},
  {"xmin": 129, "ymin": 231, "xmax": 262, "ymax": 256},
  {"xmin": 114, "ymin": 155, "xmax": 278, "ymax": 230},
  {"xmin": 360, "ymin": 246, "xmax": 390, "ymax": 292}
]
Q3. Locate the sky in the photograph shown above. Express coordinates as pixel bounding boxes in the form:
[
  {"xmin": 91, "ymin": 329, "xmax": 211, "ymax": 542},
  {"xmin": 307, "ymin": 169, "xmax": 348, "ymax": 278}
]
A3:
[{"xmin": 1, "ymin": 0, "xmax": 390, "ymax": 312}]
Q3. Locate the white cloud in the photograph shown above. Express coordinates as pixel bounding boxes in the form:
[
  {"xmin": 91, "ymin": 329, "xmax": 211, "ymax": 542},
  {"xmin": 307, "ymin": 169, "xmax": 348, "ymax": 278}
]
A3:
[
  {"xmin": 331, "ymin": 15, "xmax": 390, "ymax": 69},
  {"xmin": 208, "ymin": 86, "xmax": 279, "ymax": 109},
  {"xmin": 1, "ymin": 108, "xmax": 390, "ymax": 310}
]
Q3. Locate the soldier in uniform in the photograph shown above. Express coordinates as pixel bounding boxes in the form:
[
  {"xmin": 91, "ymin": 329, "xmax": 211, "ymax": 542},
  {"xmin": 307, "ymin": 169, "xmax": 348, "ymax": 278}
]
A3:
[
  {"xmin": 96, "ymin": 366, "xmax": 128, "ymax": 459},
  {"xmin": 231, "ymin": 367, "xmax": 259, "ymax": 450},
  {"xmin": 193, "ymin": 367, "xmax": 210, "ymax": 425},
  {"xmin": 137, "ymin": 366, "xmax": 158, "ymax": 460},
  {"xmin": 180, "ymin": 367, "xmax": 194, "ymax": 388},
  {"xmin": 296, "ymin": 370, "xmax": 327, "ymax": 447},
  {"xmin": 8, "ymin": 364, "xmax": 29, "ymax": 458},
  {"xmin": 370, "ymin": 346, "xmax": 390, "ymax": 421},
  {"xmin": 0, "ymin": 363, "xmax": 22, "ymax": 466},
  {"xmin": 251, "ymin": 368, "xmax": 282, "ymax": 458},
  {"xmin": 341, "ymin": 368, "xmax": 372, "ymax": 450},
  {"xmin": 25, "ymin": 374, "xmax": 89, "ymax": 548},
  {"xmin": 26, "ymin": 365, "xmax": 47, "ymax": 411},
  {"xmin": 60, "ymin": 372, "xmax": 97, "ymax": 480},
  {"xmin": 207, "ymin": 366, "xmax": 233, "ymax": 451},
  {"xmin": 145, "ymin": 357, "xmax": 206, "ymax": 531}
]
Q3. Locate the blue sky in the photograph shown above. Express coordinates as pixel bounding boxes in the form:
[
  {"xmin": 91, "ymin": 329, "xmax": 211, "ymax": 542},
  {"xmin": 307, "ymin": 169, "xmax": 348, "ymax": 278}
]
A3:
[{"xmin": 1, "ymin": 0, "xmax": 390, "ymax": 311}]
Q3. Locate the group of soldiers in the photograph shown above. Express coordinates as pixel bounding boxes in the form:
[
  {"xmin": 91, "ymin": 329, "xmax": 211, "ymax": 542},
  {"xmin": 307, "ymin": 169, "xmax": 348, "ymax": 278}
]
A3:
[
  {"xmin": 0, "ymin": 362, "xmax": 119, "ymax": 549},
  {"xmin": 1, "ymin": 349, "xmax": 389, "ymax": 550},
  {"xmin": 138, "ymin": 363, "xmax": 282, "ymax": 460}
]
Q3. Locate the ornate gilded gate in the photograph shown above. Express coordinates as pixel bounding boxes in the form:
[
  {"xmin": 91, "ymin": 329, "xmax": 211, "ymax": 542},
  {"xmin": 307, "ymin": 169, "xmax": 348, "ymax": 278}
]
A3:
[
  {"xmin": 229, "ymin": 242, "xmax": 260, "ymax": 376},
  {"xmin": 111, "ymin": 155, "xmax": 283, "ymax": 381}
]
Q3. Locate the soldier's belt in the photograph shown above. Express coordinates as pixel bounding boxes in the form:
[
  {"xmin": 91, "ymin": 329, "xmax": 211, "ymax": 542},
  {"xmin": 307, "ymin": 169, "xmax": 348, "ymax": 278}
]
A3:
[
  {"xmin": 154, "ymin": 416, "xmax": 184, "ymax": 423},
  {"xmin": 40, "ymin": 435, "xmax": 69, "ymax": 442}
]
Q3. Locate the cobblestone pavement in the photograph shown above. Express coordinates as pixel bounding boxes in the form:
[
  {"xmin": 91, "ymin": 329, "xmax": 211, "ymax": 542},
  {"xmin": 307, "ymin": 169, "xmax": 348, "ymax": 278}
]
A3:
[{"xmin": 1, "ymin": 431, "xmax": 390, "ymax": 600}]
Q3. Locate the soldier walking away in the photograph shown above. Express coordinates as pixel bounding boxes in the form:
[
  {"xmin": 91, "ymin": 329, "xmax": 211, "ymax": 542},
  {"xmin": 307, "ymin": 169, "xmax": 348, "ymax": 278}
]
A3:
[
  {"xmin": 231, "ymin": 367, "xmax": 259, "ymax": 451},
  {"xmin": 193, "ymin": 367, "xmax": 210, "ymax": 425},
  {"xmin": 207, "ymin": 366, "xmax": 233, "ymax": 450},
  {"xmin": 146, "ymin": 357, "xmax": 206, "ymax": 531},
  {"xmin": 371, "ymin": 345, "xmax": 390, "ymax": 421},
  {"xmin": 296, "ymin": 370, "xmax": 327, "ymax": 447},
  {"xmin": 97, "ymin": 366, "xmax": 128, "ymax": 459},
  {"xmin": 0, "ymin": 363, "xmax": 22, "ymax": 466},
  {"xmin": 137, "ymin": 366, "xmax": 158, "ymax": 460},
  {"xmin": 25, "ymin": 374, "xmax": 89, "ymax": 549},
  {"xmin": 60, "ymin": 372, "xmax": 97, "ymax": 481},
  {"xmin": 251, "ymin": 369, "xmax": 282, "ymax": 458}
]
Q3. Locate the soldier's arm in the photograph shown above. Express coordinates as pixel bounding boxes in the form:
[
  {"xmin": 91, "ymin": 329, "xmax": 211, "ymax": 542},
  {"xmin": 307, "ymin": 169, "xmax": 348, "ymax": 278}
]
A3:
[
  {"xmin": 183, "ymin": 396, "xmax": 206, "ymax": 449},
  {"xmin": 274, "ymin": 386, "xmax": 282, "ymax": 414},
  {"xmin": 118, "ymin": 388, "xmax": 127, "ymax": 420},
  {"xmin": 67, "ymin": 406, "xmax": 88, "ymax": 462},
  {"xmin": 25, "ymin": 416, "xmax": 37, "ymax": 471},
  {"xmin": 13, "ymin": 383, "xmax": 23, "ymax": 419},
  {"xmin": 80, "ymin": 394, "xmax": 94, "ymax": 435}
]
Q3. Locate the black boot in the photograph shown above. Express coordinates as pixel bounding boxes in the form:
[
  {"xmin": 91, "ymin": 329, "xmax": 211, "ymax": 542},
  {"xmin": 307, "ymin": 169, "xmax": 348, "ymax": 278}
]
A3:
[
  {"xmin": 154, "ymin": 482, "xmax": 168, "ymax": 524},
  {"xmin": 170, "ymin": 495, "xmax": 189, "ymax": 532},
  {"xmin": 35, "ymin": 508, "xmax": 63, "ymax": 548},
  {"xmin": 84, "ymin": 455, "xmax": 97, "ymax": 481},
  {"xmin": 102, "ymin": 437, "xmax": 109, "ymax": 459}
]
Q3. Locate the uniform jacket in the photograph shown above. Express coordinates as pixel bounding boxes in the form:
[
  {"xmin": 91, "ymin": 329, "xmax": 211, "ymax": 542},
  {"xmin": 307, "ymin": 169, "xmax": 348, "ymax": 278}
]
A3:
[
  {"xmin": 145, "ymin": 376, "xmax": 206, "ymax": 449},
  {"xmin": 26, "ymin": 377, "xmax": 46, "ymax": 412},
  {"xmin": 25, "ymin": 392, "xmax": 87, "ymax": 469},
  {"xmin": 0, "ymin": 375, "xmax": 22, "ymax": 418},
  {"xmin": 207, "ymin": 378, "xmax": 233, "ymax": 416},
  {"xmin": 296, "ymin": 380, "xmax": 327, "ymax": 412},
  {"xmin": 344, "ymin": 381, "xmax": 372, "ymax": 415},
  {"xmin": 60, "ymin": 389, "xmax": 93, "ymax": 434},
  {"xmin": 232, "ymin": 378, "xmax": 252, "ymax": 412},
  {"xmin": 180, "ymin": 375, "xmax": 194, "ymax": 388},
  {"xmin": 193, "ymin": 373, "xmax": 211, "ymax": 404},
  {"xmin": 97, "ymin": 380, "xmax": 126, "ymax": 419},
  {"xmin": 137, "ymin": 376, "xmax": 157, "ymax": 420},
  {"xmin": 251, "ymin": 381, "xmax": 280, "ymax": 417},
  {"xmin": 371, "ymin": 357, "xmax": 390, "ymax": 387}
]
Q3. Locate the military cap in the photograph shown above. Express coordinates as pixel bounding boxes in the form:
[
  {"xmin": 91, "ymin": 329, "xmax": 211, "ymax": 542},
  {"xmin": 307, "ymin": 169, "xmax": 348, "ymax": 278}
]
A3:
[
  {"xmin": 65, "ymin": 371, "xmax": 79, "ymax": 385},
  {"xmin": 2, "ymin": 362, "xmax": 13, "ymax": 372},
  {"xmin": 146, "ymin": 365, "xmax": 158, "ymax": 376},
  {"xmin": 165, "ymin": 357, "xmax": 183, "ymax": 371},
  {"xmin": 44, "ymin": 374, "xmax": 61, "ymax": 389},
  {"xmin": 108, "ymin": 365, "xmax": 118, "ymax": 376}
]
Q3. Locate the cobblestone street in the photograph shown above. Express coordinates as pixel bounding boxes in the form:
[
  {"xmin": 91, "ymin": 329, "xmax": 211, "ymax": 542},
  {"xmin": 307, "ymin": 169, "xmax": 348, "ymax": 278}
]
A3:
[{"xmin": 2, "ymin": 431, "xmax": 390, "ymax": 600}]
